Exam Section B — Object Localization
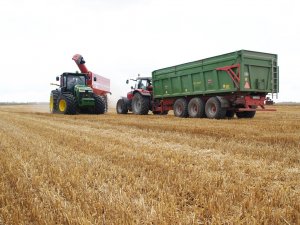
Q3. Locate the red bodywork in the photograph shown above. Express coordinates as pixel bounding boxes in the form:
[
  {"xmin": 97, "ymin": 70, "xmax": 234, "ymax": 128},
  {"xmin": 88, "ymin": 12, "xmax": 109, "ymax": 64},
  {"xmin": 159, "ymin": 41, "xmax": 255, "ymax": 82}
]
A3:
[
  {"xmin": 216, "ymin": 64, "xmax": 240, "ymax": 88},
  {"xmin": 72, "ymin": 54, "xmax": 110, "ymax": 95},
  {"xmin": 127, "ymin": 89, "xmax": 151, "ymax": 100},
  {"xmin": 152, "ymin": 94, "xmax": 275, "ymax": 114}
]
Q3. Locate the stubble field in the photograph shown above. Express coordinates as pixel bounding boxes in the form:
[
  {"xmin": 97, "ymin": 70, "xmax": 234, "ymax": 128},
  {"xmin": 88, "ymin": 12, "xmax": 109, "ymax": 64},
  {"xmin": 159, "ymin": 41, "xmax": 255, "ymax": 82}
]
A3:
[{"xmin": 0, "ymin": 104, "xmax": 299, "ymax": 224}]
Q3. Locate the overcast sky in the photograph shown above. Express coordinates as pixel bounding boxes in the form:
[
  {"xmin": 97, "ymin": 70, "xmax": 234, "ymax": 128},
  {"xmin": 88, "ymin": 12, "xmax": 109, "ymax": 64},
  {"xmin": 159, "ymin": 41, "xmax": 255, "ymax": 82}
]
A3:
[{"xmin": 0, "ymin": 0, "xmax": 299, "ymax": 104}]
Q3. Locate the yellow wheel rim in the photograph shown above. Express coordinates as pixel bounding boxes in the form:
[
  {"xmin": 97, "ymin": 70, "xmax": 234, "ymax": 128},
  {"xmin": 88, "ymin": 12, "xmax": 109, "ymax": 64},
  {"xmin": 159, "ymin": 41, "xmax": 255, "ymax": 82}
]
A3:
[
  {"xmin": 50, "ymin": 95, "xmax": 54, "ymax": 112},
  {"xmin": 59, "ymin": 99, "xmax": 67, "ymax": 112}
]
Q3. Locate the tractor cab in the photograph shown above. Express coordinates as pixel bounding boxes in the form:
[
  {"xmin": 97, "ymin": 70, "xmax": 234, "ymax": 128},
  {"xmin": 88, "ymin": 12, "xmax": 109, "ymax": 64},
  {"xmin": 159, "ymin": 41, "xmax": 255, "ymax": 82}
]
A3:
[
  {"xmin": 127, "ymin": 77, "xmax": 152, "ymax": 91},
  {"xmin": 125, "ymin": 77, "xmax": 152, "ymax": 101},
  {"xmin": 57, "ymin": 72, "xmax": 88, "ymax": 92}
]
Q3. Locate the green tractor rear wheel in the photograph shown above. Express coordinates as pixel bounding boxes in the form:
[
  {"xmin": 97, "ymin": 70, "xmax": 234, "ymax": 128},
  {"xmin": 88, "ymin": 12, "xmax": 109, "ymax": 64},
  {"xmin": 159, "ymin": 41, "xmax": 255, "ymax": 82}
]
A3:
[
  {"xmin": 94, "ymin": 95, "xmax": 106, "ymax": 114},
  {"xmin": 57, "ymin": 94, "xmax": 77, "ymax": 115}
]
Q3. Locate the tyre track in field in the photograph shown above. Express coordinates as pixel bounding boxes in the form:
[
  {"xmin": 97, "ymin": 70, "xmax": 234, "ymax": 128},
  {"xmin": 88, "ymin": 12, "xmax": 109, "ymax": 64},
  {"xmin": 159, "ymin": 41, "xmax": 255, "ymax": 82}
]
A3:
[
  {"xmin": 5, "ymin": 110, "xmax": 300, "ymax": 165},
  {"xmin": 0, "ymin": 111, "xmax": 171, "ymax": 223},
  {"xmin": 12, "ymin": 109, "xmax": 300, "ymax": 149},
  {"xmin": 0, "ymin": 110, "xmax": 238, "ymax": 223},
  {"xmin": 0, "ymin": 108, "xmax": 299, "ymax": 224},
  {"xmin": 0, "ymin": 110, "xmax": 272, "ymax": 223}
]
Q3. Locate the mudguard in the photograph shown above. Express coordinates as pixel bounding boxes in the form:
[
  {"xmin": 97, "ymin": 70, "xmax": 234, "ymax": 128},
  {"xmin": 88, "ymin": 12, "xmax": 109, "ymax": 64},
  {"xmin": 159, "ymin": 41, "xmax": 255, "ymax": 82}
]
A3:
[
  {"xmin": 133, "ymin": 90, "xmax": 151, "ymax": 97},
  {"xmin": 121, "ymin": 97, "xmax": 131, "ymax": 111}
]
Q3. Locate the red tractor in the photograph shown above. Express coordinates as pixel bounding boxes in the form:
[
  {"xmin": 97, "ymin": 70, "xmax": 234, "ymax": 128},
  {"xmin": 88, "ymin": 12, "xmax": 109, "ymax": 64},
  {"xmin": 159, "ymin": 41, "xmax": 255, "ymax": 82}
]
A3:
[
  {"xmin": 72, "ymin": 54, "xmax": 110, "ymax": 111},
  {"xmin": 116, "ymin": 76, "xmax": 166, "ymax": 115}
]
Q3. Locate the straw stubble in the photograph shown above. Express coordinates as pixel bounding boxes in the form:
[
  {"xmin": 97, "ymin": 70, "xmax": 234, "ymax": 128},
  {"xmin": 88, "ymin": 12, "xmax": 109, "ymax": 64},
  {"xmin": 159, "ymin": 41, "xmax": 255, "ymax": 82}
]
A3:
[{"xmin": 0, "ymin": 105, "xmax": 299, "ymax": 224}]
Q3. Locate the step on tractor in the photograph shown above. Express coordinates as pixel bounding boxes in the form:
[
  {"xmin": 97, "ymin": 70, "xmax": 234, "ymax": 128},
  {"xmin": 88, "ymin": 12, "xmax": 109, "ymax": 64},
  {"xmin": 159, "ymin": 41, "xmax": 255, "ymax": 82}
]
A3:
[
  {"xmin": 50, "ymin": 72, "xmax": 106, "ymax": 114},
  {"xmin": 116, "ymin": 50, "xmax": 279, "ymax": 119}
]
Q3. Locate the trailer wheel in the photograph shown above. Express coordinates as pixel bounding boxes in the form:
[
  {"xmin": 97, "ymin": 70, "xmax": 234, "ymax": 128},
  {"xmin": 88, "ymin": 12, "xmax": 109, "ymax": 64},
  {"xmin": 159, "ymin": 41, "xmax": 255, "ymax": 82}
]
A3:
[
  {"xmin": 101, "ymin": 95, "xmax": 108, "ymax": 112},
  {"xmin": 173, "ymin": 98, "xmax": 188, "ymax": 118},
  {"xmin": 153, "ymin": 110, "xmax": 168, "ymax": 115},
  {"xmin": 188, "ymin": 97, "xmax": 205, "ymax": 118},
  {"xmin": 132, "ymin": 93, "xmax": 149, "ymax": 115},
  {"xmin": 94, "ymin": 95, "xmax": 106, "ymax": 114},
  {"xmin": 116, "ymin": 99, "xmax": 128, "ymax": 114},
  {"xmin": 50, "ymin": 90, "xmax": 59, "ymax": 113},
  {"xmin": 236, "ymin": 111, "xmax": 256, "ymax": 118},
  {"xmin": 205, "ymin": 97, "xmax": 226, "ymax": 119},
  {"xmin": 226, "ymin": 110, "xmax": 235, "ymax": 119},
  {"xmin": 57, "ymin": 94, "xmax": 77, "ymax": 115}
]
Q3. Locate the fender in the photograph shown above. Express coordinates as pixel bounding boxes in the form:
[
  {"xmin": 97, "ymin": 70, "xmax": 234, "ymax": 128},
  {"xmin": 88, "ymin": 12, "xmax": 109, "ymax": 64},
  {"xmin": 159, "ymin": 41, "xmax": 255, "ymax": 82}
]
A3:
[
  {"xmin": 121, "ymin": 97, "xmax": 132, "ymax": 111},
  {"xmin": 133, "ymin": 90, "xmax": 151, "ymax": 97},
  {"xmin": 121, "ymin": 97, "xmax": 130, "ymax": 105},
  {"xmin": 216, "ymin": 96, "xmax": 230, "ymax": 108}
]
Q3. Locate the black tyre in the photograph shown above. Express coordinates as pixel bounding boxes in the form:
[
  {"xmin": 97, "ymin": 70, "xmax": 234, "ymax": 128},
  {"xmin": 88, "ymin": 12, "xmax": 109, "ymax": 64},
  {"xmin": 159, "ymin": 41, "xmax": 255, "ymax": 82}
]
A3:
[
  {"xmin": 173, "ymin": 98, "xmax": 188, "ymax": 118},
  {"xmin": 205, "ymin": 97, "xmax": 226, "ymax": 119},
  {"xmin": 50, "ymin": 90, "xmax": 59, "ymax": 113},
  {"xmin": 188, "ymin": 97, "xmax": 205, "ymax": 118},
  {"xmin": 94, "ymin": 95, "xmax": 106, "ymax": 114},
  {"xmin": 236, "ymin": 111, "xmax": 256, "ymax": 118},
  {"xmin": 132, "ymin": 93, "xmax": 149, "ymax": 115},
  {"xmin": 57, "ymin": 93, "xmax": 77, "ymax": 115},
  {"xmin": 226, "ymin": 110, "xmax": 235, "ymax": 119},
  {"xmin": 116, "ymin": 99, "xmax": 128, "ymax": 114},
  {"xmin": 153, "ymin": 110, "xmax": 168, "ymax": 115},
  {"xmin": 101, "ymin": 95, "xmax": 108, "ymax": 112}
]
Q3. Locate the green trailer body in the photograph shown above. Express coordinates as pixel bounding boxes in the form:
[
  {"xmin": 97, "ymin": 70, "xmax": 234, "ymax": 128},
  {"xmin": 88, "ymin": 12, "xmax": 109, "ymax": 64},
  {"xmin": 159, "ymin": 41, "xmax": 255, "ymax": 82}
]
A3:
[{"xmin": 152, "ymin": 50, "xmax": 279, "ymax": 99}]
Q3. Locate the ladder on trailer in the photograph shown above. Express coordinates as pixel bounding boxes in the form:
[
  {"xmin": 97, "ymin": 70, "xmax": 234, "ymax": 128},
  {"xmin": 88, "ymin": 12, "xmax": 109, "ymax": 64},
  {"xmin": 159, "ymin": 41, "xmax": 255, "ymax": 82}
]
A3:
[{"xmin": 271, "ymin": 59, "xmax": 279, "ymax": 99}]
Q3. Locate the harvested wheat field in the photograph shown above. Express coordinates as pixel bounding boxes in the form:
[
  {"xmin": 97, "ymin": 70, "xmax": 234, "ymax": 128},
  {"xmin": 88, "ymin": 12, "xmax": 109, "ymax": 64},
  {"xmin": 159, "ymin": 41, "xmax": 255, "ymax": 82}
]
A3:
[{"xmin": 0, "ymin": 104, "xmax": 299, "ymax": 224}]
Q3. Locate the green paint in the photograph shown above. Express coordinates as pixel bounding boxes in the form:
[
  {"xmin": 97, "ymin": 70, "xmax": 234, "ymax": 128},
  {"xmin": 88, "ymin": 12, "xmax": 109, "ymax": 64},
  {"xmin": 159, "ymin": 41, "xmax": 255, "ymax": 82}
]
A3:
[{"xmin": 152, "ymin": 50, "xmax": 278, "ymax": 98}]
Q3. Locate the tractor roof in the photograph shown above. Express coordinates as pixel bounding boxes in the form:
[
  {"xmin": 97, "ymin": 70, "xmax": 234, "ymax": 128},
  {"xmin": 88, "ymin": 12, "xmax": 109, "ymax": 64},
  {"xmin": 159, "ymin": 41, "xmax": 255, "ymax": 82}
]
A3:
[
  {"xmin": 61, "ymin": 72, "xmax": 88, "ymax": 76},
  {"xmin": 137, "ymin": 77, "xmax": 152, "ymax": 80}
]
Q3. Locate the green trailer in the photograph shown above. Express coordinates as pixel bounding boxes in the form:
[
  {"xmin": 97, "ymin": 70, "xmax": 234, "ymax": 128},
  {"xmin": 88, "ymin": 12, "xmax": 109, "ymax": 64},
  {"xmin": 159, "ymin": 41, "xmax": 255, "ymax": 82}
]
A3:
[
  {"xmin": 117, "ymin": 50, "xmax": 279, "ymax": 119},
  {"xmin": 153, "ymin": 50, "xmax": 278, "ymax": 97}
]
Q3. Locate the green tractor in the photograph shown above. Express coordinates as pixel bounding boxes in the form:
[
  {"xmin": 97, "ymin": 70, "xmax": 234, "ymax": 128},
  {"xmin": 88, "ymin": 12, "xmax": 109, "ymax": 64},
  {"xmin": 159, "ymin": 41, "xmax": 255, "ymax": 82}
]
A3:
[{"xmin": 50, "ymin": 72, "xmax": 106, "ymax": 114}]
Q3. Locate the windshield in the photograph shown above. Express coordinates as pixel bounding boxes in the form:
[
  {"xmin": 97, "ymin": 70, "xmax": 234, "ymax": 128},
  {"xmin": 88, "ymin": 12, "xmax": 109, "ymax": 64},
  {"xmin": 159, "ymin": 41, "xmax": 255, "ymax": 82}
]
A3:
[
  {"xmin": 66, "ymin": 75, "xmax": 86, "ymax": 90},
  {"xmin": 136, "ymin": 79, "xmax": 151, "ymax": 90}
]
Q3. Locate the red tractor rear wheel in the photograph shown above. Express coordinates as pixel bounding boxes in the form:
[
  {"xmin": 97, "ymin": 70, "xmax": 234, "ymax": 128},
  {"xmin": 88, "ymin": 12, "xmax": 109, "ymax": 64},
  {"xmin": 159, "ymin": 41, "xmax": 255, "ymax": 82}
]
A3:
[{"xmin": 132, "ymin": 93, "xmax": 149, "ymax": 115}]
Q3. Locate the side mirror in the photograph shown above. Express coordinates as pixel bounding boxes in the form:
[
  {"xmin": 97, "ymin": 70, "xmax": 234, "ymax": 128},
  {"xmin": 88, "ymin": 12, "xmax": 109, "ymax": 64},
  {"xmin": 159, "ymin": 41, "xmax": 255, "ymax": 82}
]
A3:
[
  {"xmin": 94, "ymin": 77, "xmax": 97, "ymax": 81},
  {"xmin": 56, "ymin": 76, "xmax": 59, "ymax": 81},
  {"xmin": 126, "ymin": 79, "xmax": 129, "ymax": 84}
]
